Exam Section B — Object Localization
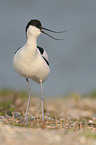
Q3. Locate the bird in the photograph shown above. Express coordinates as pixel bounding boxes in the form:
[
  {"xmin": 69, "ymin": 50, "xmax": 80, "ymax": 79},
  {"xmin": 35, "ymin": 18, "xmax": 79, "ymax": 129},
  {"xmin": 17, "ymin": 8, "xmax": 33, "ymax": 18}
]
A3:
[{"xmin": 13, "ymin": 19, "xmax": 64, "ymax": 123}]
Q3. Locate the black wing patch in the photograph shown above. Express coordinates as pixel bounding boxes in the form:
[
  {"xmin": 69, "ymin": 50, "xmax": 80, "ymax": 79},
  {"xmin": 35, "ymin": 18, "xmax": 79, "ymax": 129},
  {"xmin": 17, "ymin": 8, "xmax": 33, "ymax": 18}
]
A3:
[
  {"xmin": 37, "ymin": 46, "xmax": 49, "ymax": 66},
  {"xmin": 37, "ymin": 46, "xmax": 44, "ymax": 55},
  {"xmin": 14, "ymin": 46, "xmax": 22, "ymax": 54},
  {"xmin": 42, "ymin": 56, "xmax": 49, "ymax": 66}
]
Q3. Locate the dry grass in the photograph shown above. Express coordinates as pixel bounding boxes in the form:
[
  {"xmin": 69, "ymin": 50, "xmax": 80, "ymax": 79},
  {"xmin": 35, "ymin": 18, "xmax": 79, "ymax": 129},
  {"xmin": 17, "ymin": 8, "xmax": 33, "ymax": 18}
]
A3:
[{"xmin": 1, "ymin": 111, "xmax": 96, "ymax": 131}]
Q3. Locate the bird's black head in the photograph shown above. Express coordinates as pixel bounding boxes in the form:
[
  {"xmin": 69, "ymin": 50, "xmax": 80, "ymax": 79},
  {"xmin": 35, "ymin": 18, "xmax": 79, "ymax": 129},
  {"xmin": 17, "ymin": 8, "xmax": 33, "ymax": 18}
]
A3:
[
  {"xmin": 26, "ymin": 19, "xmax": 65, "ymax": 40},
  {"xmin": 26, "ymin": 19, "xmax": 42, "ymax": 34}
]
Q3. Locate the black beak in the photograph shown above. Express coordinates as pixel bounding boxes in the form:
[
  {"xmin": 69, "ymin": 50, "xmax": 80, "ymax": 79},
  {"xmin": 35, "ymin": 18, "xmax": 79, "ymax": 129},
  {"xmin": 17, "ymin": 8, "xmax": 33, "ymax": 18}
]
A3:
[{"xmin": 41, "ymin": 27, "xmax": 65, "ymax": 40}]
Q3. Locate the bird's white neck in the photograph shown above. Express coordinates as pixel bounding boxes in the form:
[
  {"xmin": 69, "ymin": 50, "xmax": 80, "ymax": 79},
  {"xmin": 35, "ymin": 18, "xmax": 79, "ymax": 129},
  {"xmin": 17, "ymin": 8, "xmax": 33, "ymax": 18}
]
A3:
[
  {"xmin": 22, "ymin": 35, "xmax": 38, "ymax": 60},
  {"xmin": 26, "ymin": 35, "xmax": 37, "ymax": 48}
]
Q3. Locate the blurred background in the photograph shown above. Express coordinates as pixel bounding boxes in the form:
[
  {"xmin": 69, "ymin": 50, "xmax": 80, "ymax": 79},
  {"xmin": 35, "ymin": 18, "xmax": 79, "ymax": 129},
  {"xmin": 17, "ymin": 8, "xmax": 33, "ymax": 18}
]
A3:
[{"xmin": 0, "ymin": 0, "xmax": 96, "ymax": 96}]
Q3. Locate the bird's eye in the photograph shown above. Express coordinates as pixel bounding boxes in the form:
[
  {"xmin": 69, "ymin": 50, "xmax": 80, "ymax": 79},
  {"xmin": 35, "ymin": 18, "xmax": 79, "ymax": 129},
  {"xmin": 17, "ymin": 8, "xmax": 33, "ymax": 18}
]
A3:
[{"xmin": 39, "ymin": 26, "xmax": 42, "ymax": 31}]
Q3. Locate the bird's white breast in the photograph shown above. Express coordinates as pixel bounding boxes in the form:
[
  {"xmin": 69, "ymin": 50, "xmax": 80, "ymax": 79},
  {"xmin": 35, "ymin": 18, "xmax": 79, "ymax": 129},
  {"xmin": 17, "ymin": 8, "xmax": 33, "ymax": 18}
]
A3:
[{"xmin": 13, "ymin": 45, "xmax": 50, "ymax": 84}]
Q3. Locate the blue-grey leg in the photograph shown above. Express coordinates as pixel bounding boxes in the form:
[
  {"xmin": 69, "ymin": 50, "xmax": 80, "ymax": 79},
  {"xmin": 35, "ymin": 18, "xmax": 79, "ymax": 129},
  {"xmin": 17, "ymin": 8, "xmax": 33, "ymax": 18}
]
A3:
[
  {"xmin": 25, "ymin": 78, "xmax": 31, "ymax": 123},
  {"xmin": 40, "ymin": 80, "xmax": 44, "ymax": 121}
]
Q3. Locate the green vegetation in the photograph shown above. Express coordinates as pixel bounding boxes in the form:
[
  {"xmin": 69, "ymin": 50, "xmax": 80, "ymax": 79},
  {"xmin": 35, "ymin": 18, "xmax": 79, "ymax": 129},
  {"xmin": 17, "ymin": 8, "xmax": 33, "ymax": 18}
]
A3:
[
  {"xmin": 82, "ymin": 131, "xmax": 96, "ymax": 139},
  {"xmin": 0, "ymin": 88, "xmax": 28, "ymax": 98},
  {"xmin": 0, "ymin": 88, "xmax": 28, "ymax": 116},
  {"xmin": 0, "ymin": 100, "xmax": 14, "ymax": 116},
  {"xmin": 84, "ymin": 89, "xmax": 96, "ymax": 98},
  {"xmin": 88, "ymin": 89, "xmax": 96, "ymax": 98}
]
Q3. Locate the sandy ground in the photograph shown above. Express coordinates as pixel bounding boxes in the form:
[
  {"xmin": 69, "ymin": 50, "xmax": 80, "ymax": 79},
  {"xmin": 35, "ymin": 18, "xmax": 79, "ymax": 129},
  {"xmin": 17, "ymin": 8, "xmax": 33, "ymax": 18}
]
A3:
[
  {"xmin": 0, "ymin": 93, "xmax": 96, "ymax": 145},
  {"xmin": 0, "ymin": 122, "xmax": 96, "ymax": 145}
]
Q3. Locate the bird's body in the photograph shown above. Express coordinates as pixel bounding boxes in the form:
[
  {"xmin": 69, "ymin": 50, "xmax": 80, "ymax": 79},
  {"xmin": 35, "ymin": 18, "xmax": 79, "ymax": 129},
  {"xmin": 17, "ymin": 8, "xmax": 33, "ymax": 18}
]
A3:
[
  {"xmin": 13, "ymin": 41, "xmax": 50, "ymax": 84},
  {"xmin": 13, "ymin": 19, "xmax": 64, "ymax": 123}
]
